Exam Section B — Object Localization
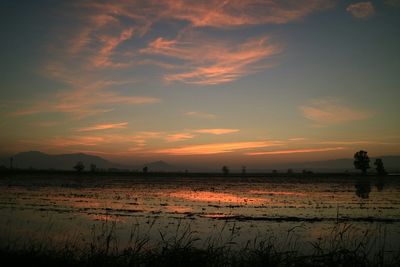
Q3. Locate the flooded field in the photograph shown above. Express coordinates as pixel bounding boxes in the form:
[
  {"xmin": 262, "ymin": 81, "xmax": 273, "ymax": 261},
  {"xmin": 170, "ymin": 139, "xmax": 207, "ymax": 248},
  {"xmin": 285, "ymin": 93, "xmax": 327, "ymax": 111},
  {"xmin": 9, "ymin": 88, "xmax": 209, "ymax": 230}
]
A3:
[{"xmin": 0, "ymin": 174, "xmax": 399, "ymax": 255}]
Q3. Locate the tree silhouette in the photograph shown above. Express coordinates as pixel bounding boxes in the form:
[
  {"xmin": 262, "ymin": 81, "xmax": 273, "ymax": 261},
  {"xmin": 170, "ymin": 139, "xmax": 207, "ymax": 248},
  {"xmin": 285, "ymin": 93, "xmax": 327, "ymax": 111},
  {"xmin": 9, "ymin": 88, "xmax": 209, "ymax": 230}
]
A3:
[
  {"xmin": 354, "ymin": 150, "xmax": 370, "ymax": 175},
  {"xmin": 142, "ymin": 166, "xmax": 148, "ymax": 173},
  {"xmin": 374, "ymin": 158, "xmax": 387, "ymax": 176},
  {"xmin": 74, "ymin": 161, "xmax": 85, "ymax": 172},
  {"xmin": 222, "ymin": 166, "xmax": 229, "ymax": 175}
]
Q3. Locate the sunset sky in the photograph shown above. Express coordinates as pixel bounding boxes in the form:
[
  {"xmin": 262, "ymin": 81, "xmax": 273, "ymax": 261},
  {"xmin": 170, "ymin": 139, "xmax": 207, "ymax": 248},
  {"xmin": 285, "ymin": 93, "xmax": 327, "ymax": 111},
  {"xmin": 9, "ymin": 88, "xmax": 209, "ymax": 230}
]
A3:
[{"xmin": 1, "ymin": 0, "xmax": 400, "ymax": 168}]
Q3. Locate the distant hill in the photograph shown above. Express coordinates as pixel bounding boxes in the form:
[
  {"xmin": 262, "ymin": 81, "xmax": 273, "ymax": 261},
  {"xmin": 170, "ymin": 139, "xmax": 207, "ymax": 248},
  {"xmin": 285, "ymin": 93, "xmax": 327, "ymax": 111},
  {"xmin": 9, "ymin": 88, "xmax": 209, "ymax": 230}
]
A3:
[
  {"xmin": 0, "ymin": 151, "xmax": 124, "ymax": 171},
  {"xmin": 1, "ymin": 151, "xmax": 399, "ymax": 173}
]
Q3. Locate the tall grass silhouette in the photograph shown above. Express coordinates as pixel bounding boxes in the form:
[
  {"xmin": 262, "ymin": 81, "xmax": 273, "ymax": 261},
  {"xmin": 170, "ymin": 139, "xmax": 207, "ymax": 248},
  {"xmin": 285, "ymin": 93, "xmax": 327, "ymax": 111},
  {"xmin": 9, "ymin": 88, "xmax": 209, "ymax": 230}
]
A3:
[{"xmin": 1, "ymin": 220, "xmax": 399, "ymax": 266}]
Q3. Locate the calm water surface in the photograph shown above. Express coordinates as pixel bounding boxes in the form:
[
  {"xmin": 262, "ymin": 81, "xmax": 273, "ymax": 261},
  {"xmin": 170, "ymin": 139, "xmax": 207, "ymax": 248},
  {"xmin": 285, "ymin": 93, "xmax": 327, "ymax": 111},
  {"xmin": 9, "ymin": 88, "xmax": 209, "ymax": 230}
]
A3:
[{"xmin": 0, "ymin": 175, "xmax": 399, "ymax": 253}]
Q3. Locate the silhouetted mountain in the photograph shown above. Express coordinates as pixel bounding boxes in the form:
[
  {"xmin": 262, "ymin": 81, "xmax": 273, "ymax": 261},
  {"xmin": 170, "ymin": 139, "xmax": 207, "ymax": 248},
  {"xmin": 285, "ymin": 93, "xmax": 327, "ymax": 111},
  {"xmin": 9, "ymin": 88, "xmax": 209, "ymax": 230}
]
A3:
[
  {"xmin": 1, "ymin": 151, "xmax": 124, "ymax": 170},
  {"xmin": 141, "ymin": 160, "xmax": 178, "ymax": 172}
]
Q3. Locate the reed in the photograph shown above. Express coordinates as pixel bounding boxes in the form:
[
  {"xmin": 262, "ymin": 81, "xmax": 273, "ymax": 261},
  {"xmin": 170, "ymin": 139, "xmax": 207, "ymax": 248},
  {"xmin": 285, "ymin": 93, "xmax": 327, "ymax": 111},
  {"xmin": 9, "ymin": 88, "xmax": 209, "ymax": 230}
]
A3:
[{"xmin": 1, "ymin": 221, "xmax": 399, "ymax": 267}]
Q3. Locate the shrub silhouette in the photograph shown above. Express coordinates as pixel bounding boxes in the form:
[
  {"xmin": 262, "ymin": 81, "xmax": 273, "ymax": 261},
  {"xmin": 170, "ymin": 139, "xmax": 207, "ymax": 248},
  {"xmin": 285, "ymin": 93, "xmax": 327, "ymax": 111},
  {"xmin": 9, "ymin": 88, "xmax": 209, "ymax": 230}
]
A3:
[
  {"xmin": 222, "ymin": 166, "xmax": 229, "ymax": 175},
  {"xmin": 374, "ymin": 158, "xmax": 387, "ymax": 175},
  {"xmin": 73, "ymin": 161, "xmax": 85, "ymax": 172},
  {"xmin": 353, "ymin": 150, "xmax": 370, "ymax": 175}
]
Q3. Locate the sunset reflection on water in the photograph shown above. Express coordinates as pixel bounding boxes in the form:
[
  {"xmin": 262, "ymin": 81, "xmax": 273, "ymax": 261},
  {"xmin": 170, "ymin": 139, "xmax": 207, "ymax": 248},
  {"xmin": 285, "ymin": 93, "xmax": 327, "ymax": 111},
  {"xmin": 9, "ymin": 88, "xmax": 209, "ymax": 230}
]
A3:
[
  {"xmin": 164, "ymin": 205, "xmax": 193, "ymax": 213},
  {"xmin": 163, "ymin": 190, "xmax": 266, "ymax": 205},
  {"xmin": 248, "ymin": 190, "xmax": 307, "ymax": 197},
  {"xmin": 86, "ymin": 214, "xmax": 126, "ymax": 222},
  {"xmin": 1, "ymin": 176, "xmax": 399, "ymax": 253}
]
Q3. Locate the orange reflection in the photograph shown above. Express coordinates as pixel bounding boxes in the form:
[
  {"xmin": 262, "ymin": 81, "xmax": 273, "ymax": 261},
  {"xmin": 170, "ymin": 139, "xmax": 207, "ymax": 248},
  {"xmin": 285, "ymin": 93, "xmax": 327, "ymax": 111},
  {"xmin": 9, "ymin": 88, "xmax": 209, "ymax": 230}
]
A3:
[
  {"xmin": 202, "ymin": 214, "xmax": 234, "ymax": 219},
  {"xmin": 249, "ymin": 190, "xmax": 307, "ymax": 197},
  {"xmin": 164, "ymin": 205, "xmax": 193, "ymax": 213},
  {"xmin": 86, "ymin": 214, "xmax": 126, "ymax": 222},
  {"xmin": 166, "ymin": 190, "xmax": 265, "ymax": 205}
]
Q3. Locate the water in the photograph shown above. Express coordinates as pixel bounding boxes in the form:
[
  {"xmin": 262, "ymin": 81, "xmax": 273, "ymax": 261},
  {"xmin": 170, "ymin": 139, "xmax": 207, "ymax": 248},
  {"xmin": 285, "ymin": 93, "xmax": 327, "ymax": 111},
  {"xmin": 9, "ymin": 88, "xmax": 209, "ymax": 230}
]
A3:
[{"xmin": 0, "ymin": 175, "xmax": 399, "ymax": 253}]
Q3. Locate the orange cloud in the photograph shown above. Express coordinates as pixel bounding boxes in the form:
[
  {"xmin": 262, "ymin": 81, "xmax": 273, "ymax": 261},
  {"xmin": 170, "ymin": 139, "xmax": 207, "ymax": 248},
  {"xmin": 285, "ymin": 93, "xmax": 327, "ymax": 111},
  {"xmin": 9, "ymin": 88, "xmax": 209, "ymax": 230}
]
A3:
[
  {"xmin": 142, "ymin": 35, "xmax": 281, "ymax": 85},
  {"xmin": 12, "ymin": 80, "xmax": 160, "ymax": 118},
  {"xmin": 21, "ymin": 133, "xmax": 151, "ymax": 151},
  {"xmin": 170, "ymin": 0, "xmax": 333, "ymax": 27},
  {"xmin": 34, "ymin": 136, "xmax": 106, "ymax": 148},
  {"xmin": 185, "ymin": 111, "xmax": 217, "ymax": 119},
  {"xmin": 35, "ymin": 0, "xmax": 336, "ymax": 97},
  {"xmin": 82, "ymin": 1, "xmax": 334, "ymax": 29},
  {"xmin": 318, "ymin": 140, "xmax": 395, "ymax": 146},
  {"xmin": 346, "ymin": 2, "xmax": 375, "ymax": 18},
  {"xmin": 135, "ymin": 131, "xmax": 164, "ymax": 139},
  {"xmin": 300, "ymin": 98, "xmax": 372, "ymax": 125},
  {"xmin": 76, "ymin": 122, "xmax": 128, "ymax": 132},
  {"xmin": 155, "ymin": 141, "xmax": 281, "ymax": 155},
  {"xmin": 68, "ymin": 14, "xmax": 119, "ymax": 55},
  {"xmin": 59, "ymin": 0, "xmax": 335, "ymax": 86},
  {"xmin": 193, "ymin": 129, "xmax": 239, "ymax": 135},
  {"xmin": 91, "ymin": 27, "xmax": 134, "ymax": 68},
  {"xmin": 246, "ymin": 147, "xmax": 345, "ymax": 156},
  {"xmin": 165, "ymin": 133, "xmax": 195, "ymax": 142},
  {"xmin": 288, "ymin": 137, "xmax": 307, "ymax": 141}
]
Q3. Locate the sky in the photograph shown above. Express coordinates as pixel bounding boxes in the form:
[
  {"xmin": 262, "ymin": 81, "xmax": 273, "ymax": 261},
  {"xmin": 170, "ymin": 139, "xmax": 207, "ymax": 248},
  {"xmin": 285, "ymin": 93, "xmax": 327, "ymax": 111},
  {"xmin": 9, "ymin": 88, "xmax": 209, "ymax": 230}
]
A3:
[{"xmin": 1, "ymin": 0, "xmax": 400, "ymax": 168}]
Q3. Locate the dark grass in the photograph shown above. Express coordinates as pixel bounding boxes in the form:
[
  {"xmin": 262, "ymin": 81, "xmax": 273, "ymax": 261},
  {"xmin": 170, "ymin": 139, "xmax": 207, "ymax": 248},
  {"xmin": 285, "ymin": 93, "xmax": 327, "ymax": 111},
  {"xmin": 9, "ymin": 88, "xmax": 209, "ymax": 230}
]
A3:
[{"xmin": 1, "ymin": 222, "xmax": 399, "ymax": 267}]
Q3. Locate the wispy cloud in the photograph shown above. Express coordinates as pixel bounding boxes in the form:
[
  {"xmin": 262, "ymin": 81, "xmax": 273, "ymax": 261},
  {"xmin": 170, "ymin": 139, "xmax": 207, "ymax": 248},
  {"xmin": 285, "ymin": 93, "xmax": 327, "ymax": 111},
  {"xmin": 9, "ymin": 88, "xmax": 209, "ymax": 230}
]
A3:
[
  {"xmin": 91, "ymin": 27, "xmax": 134, "ymax": 68},
  {"xmin": 246, "ymin": 147, "xmax": 345, "ymax": 156},
  {"xmin": 21, "ymin": 133, "xmax": 148, "ymax": 150},
  {"xmin": 346, "ymin": 2, "xmax": 375, "ymax": 19},
  {"xmin": 12, "ymin": 80, "xmax": 160, "ymax": 118},
  {"xmin": 63, "ymin": 0, "xmax": 333, "ymax": 84},
  {"xmin": 81, "ymin": 0, "xmax": 334, "ymax": 29},
  {"xmin": 288, "ymin": 137, "xmax": 307, "ymax": 141},
  {"xmin": 142, "ymin": 35, "xmax": 281, "ymax": 85},
  {"xmin": 76, "ymin": 122, "xmax": 128, "ymax": 132},
  {"xmin": 317, "ymin": 140, "xmax": 396, "ymax": 146},
  {"xmin": 23, "ymin": 136, "xmax": 106, "ymax": 148},
  {"xmin": 185, "ymin": 111, "xmax": 217, "ymax": 119},
  {"xmin": 165, "ymin": 133, "xmax": 195, "ymax": 142},
  {"xmin": 135, "ymin": 131, "xmax": 164, "ymax": 139},
  {"xmin": 163, "ymin": 128, "xmax": 239, "ymax": 141},
  {"xmin": 166, "ymin": 0, "xmax": 334, "ymax": 27},
  {"xmin": 300, "ymin": 98, "xmax": 372, "ymax": 125},
  {"xmin": 193, "ymin": 129, "xmax": 239, "ymax": 135},
  {"xmin": 155, "ymin": 141, "xmax": 281, "ymax": 155}
]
